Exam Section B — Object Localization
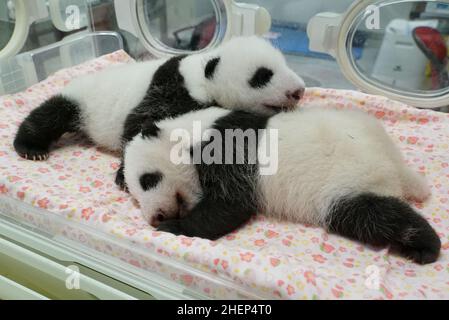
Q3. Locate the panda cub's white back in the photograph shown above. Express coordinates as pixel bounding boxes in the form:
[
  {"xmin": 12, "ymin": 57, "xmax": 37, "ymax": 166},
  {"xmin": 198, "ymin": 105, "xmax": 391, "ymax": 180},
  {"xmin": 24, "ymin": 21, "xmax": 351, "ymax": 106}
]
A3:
[
  {"xmin": 14, "ymin": 36, "xmax": 305, "ymax": 167},
  {"xmin": 63, "ymin": 60, "xmax": 167, "ymax": 150},
  {"xmin": 125, "ymin": 107, "xmax": 429, "ymax": 224},
  {"xmin": 259, "ymin": 109, "xmax": 430, "ymax": 225},
  {"xmin": 59, "ymin": 36, "xmax": 306, "ymax": 151},
  {"xmin": 124, "ymin": 107, "xmax": 440, "ymax": 264}
]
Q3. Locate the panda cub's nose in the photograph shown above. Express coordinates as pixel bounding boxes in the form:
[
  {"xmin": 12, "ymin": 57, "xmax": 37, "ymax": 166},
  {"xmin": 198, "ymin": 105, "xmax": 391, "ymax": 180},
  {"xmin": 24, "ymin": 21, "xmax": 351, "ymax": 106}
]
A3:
[
  {"xmin": 286, "ymin": 88, "xmax": 305, "ymax": 101},
  {"xmin": 150, "ymin": 210, "xmax": 166, "ymax": 227}
]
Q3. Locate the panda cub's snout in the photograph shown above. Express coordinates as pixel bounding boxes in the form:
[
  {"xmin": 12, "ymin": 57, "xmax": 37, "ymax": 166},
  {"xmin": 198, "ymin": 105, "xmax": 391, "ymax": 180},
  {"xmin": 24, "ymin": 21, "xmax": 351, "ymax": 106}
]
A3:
[
  {"xmin": 149, "ymin": 191, "xmax": 188, "ymax": 228},
  {"xmin": 263, "ymin": 86, "xmax": 305, "ymax": 113},
  {"xmin": 286, "ymin": 88, "xmax": 305, "ymax": 102}
]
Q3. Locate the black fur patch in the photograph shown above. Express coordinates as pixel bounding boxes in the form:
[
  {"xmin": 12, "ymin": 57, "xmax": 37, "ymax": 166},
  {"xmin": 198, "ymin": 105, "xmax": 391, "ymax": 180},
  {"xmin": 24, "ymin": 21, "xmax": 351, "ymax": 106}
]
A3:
[
  {"xmin": 326, "ymin": 193, "xmax": 441, "ymax": 264},
  {"xmin": 158, "ymin": 110, "xmax": 270, "ymax": 240},
  {"xmin": 14, "ymin": 95, "xmax": 80, "ymax": 160},
  {"xmin": 249, "ymin": 67, "xmax": 274, "ymax": 89},
  {"xmin": 139, "ymin": 172, "xmax": 163, "ymax": 191},
  {"xmin": 115, "ymin": 164, "xmax": 128, "ymax": 192},
  {"xmin": 205, "ymin": 57, "xmax": 220, "ymax": 80},
  {"xmin": 121, "ymin": 55, "xmax": 208, "ymax": 146},
  {"xmin": 141, "ymin": 120, "xmax": 160, "ymax": 139},
  {"xmin": 116, "ymin": 55, "xmax": 213, "ymax": 190}
]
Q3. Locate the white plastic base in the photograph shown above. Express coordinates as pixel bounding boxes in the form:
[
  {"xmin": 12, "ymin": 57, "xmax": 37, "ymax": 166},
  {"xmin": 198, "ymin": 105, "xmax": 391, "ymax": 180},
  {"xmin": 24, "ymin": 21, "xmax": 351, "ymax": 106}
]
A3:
[{"xmin": 0, "ymin": 217, "xmax": 205, "ymax": 300}]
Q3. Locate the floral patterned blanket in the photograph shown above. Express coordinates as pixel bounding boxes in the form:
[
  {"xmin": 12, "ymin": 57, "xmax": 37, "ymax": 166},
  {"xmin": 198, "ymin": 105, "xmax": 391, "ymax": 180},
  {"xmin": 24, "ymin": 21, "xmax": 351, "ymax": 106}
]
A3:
[{"xmin": 0, "ymin": 50, "xmax": 448, "ymax": 299}]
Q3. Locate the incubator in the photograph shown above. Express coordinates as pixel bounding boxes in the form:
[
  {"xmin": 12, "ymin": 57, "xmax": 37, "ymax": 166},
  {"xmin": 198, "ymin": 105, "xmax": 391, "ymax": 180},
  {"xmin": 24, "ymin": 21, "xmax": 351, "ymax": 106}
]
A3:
[{"xmin": 1, "ymin": 0, "xmax": 449, "ymax": 300}]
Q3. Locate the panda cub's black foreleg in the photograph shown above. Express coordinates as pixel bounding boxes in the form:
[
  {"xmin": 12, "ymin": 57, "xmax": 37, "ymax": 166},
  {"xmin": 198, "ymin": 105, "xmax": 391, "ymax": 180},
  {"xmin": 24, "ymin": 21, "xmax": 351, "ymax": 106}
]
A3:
[
  {"xmin": 14, "ymin": 95, "xmax": 80, "ymax": 161},
  {"xmin": 157, "ymin": 198, "xmax": 255, "ymax": 240},
  {"xmin": 326, "ymin": 193, "xmax": 441, "ymax": 264},
  {"xmin": 158, "ymin": 110, "xmax": 269, "ymax": 239},
  {"xmin": 115, "ymin": 163, "xmax": 128, "ymax": 192}
]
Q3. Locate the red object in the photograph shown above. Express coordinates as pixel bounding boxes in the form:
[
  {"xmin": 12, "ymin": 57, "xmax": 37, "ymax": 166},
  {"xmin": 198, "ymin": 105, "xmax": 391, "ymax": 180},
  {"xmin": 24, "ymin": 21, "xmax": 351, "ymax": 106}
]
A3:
[
  {"xmin": 192, "ymin": 16, "xmax": 217, "ymax": 50},
  {"xmin": 413, "ymin": 26, "xmax": 447, "ymax": 62},
  {"xmin": 173, "ymin": 16, "xmax": 217, "ymax": 51},
  {"xmin": 413, "ymin": 26, "xmax": 448, "ymax": 89}
]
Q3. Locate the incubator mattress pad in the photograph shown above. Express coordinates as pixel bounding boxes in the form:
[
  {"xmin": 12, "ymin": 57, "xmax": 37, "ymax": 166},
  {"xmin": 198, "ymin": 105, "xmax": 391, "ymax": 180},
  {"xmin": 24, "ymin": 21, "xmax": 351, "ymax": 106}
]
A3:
[{"xmin": 0, "ymin": 51, "xmax": 448, "ymax": 299}]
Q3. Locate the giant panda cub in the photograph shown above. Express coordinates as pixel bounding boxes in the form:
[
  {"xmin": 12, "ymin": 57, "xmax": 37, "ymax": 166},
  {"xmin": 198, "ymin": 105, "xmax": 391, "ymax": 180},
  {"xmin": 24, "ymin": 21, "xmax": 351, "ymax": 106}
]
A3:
[
  {"xmin": 124, "ymin": 107, "xmax": 441, "ymax": 265},
  {"xmin": 13, "ymin": 36, "xmax": 305, "ymax": 187}
]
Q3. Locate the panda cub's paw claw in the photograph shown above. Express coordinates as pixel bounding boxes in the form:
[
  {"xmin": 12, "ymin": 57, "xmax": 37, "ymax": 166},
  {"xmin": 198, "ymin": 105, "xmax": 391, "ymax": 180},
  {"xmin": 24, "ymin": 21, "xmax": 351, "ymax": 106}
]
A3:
[
  {"xmin": 19, "ymin": 150, "xmax": 49, "ymax": 161},
  {"xmin": 115, "ymin": 167, "xmax": 129, "ymax": 192},
  {"xmin": 400, "ymin": 246, "xmax": 440, "ymax": 265},
  {"xmin": 399, "ymin": 238, "xmax": 441, "ymax": 264},
  {"xmin": 14, "ymin": 139, "xmax": 50, "ymax": 161},
  {"xmin": 115, "ymin": 178, "xmax": 128, "ymax": 192},
  {"xmin": 394, "ymin": 225, "xmax": 441, "ymax": 265},
  {"xmin": 157, "ymin": 220, "xmax": 183, "ymax": 236}
]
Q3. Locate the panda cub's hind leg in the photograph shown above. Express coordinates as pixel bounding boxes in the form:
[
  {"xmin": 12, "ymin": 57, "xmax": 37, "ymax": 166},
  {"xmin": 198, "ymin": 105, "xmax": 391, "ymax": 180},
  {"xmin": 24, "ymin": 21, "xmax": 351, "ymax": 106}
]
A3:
[
  {"xmin": 14, "ymin": 95, "xmax": 81, "ymax": 161},
  {"xmin": 325, "ymin": 193, "xmax": 440, "ymax": 264}
]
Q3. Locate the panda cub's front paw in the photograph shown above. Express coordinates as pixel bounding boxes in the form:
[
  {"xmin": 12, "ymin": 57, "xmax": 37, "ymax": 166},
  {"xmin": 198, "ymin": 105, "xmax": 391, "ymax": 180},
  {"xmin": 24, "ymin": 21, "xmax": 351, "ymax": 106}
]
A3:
[
  {"xmin": 157, "ymin": 220, "xmax": 183, "ymax": 236},
  {"xmin": 115, "ymin": 166, "xmax": 128, "ymax": 192},
  {"xmin": 14, "ymin": 139, "xmax": 49, "ymax": 161}
]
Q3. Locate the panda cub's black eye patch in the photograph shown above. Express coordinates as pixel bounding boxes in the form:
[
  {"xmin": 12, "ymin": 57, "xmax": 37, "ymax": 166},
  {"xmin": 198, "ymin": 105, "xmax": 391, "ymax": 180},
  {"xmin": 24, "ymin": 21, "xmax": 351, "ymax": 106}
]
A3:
[
  {"xmin": 249, "ymin": 67, "xmax": 274, "ymax": 88},
  {"xmin": 205, "ymin": 57, "xmax": 220, "ymax": 80},
  {"xmin": 139, "ymin": 172, "xmax": 163, "ymax": 191}
]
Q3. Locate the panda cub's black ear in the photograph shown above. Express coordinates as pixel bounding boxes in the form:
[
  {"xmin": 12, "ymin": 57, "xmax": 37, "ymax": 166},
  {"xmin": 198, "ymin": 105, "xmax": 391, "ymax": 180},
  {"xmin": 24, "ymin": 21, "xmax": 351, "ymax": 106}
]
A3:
[
  {"xmin": 205, "ymin": 57, "xmax": 221, "ymax": 80},
  {"xmin": 141, "ymin": 120, "xmax": 160, "ymax": 139}
]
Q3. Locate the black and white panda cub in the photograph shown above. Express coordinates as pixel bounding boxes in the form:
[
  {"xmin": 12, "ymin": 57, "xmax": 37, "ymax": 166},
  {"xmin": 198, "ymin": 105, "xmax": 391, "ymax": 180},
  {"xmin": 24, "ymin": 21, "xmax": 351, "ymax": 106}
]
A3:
[
  {"xmin": 124, "ymin": 107, "xmax": 441, "ymax": 265},
  {"xmin": 13, "ymin": 36, "xmax": 305, "ymax": 186}
]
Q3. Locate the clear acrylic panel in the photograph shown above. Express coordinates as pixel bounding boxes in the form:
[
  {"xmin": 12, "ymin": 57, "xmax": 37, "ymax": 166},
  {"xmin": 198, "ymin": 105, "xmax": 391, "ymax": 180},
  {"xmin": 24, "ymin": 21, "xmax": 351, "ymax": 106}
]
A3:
[
  {"xmin": 0, "ymin": 32, "xmax": 123, "ymax": 95},
  {"xmin": 139, "ymin": 0, "xmax": 219, "ymax": 51},
  {"xmin": 242, "ymin": 0, "xmax": 356, "ymax": 89},
  {"xmin": 48, "ymin": 0, "xmax": 89, "ymax": 32},
  {"xmin": 347, "ymin": 0, "xmax": 449, "ymax": 96}
]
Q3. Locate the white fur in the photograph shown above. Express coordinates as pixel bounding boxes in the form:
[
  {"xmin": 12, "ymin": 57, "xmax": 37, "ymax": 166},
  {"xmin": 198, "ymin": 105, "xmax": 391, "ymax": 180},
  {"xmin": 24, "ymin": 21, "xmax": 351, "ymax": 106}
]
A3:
[
  {"xmin": 62, "ymin": 36, "xmax": 305, "ymax": 151},
  {"xmin": 181, "ymin": 36, "xmax": 306, "ymax": 113},
  {"xmin": 124, "ymin": 107, "xmax": 230, "ymax": 223},
  {"xmin": 63, "ymin": 59, "xmax": 166, "ymax": 150},
  {"xmin": 125, "ymin": 107, "xmax": 430, "ymax": 227},
  {"xmin": 259, "ymin": 109, "xmax": 430, "ymax": 226}
]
